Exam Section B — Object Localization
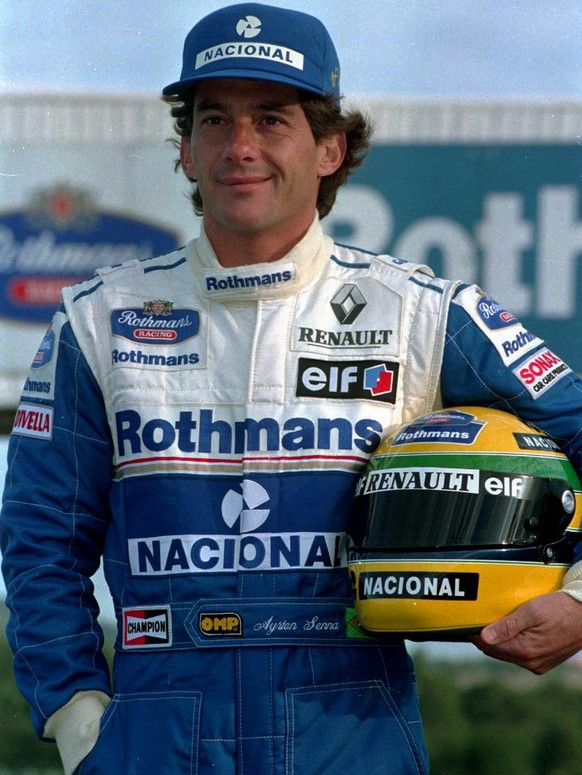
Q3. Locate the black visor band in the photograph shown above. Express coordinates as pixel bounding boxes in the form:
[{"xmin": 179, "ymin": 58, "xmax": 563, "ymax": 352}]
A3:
[{"xmin": 356, "ymin": 471, "xmax": 575, "ymax": 551}]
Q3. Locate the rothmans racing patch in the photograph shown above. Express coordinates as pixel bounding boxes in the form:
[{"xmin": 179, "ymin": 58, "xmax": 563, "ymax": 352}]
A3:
[{"xmin": 453, "ymin": 287, "xmax": 543, "ymax": 367}]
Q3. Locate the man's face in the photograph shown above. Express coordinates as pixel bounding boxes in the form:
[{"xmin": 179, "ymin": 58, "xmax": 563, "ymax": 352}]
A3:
[{"xmin": 180, "ymin": 78, "xmax": 345, "ymax": 257}]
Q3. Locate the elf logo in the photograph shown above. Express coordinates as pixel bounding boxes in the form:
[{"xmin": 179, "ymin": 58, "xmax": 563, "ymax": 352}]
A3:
[{"xmin": 296, "ymin": 358, "xmax": 398, "ymax": 403}]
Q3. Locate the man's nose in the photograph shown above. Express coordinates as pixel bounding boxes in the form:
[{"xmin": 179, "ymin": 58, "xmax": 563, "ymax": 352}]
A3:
[{"xmin": 222, "ymin": 121, "xmax": 259, "ymax": 162}]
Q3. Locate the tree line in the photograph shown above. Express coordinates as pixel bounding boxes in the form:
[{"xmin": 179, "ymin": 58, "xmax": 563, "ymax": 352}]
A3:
[{"xmin": 414, "ymin": 648, "xmax": 582, "ymax": 775}]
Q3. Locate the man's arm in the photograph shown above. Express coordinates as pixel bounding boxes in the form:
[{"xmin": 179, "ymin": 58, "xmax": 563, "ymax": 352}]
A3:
[
  {"xmin": 441, "ymin": 285, "xmax": 582, "ymax": 670},
  {"xmin": 1, "ymin": 310, "xmax": 113, "ymax": 739}
]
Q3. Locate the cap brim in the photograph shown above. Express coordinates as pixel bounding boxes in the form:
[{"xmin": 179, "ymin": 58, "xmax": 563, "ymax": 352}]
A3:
[{"xmin": 162, "ymin": 69, "xmax": 327, "ymax": 98}]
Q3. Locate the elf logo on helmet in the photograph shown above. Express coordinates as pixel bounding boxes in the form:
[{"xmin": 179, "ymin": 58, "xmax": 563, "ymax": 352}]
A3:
[
  {"xmin": 356, "ymin": 468, "xmax": 536, "ymax": 500},
  {"xmin": 484, "ymin": 474, "xmax": 525, "ymax": 498}
]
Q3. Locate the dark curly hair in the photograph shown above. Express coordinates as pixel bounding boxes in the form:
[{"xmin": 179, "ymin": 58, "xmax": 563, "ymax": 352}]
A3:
[{"xmin": 162, "ymin": 89, "xmax": 373, "ymax": 219}]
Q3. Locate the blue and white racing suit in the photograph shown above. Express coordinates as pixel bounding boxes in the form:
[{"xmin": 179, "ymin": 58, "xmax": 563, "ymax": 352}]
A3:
[{"xmin": 3, "ymin": 218, "xmax": 582, "ymax": 775}]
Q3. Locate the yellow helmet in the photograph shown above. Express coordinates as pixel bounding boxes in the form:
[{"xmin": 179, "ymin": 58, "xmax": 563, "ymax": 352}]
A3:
[{"xmin": 348, "ymin": 406, "xmax": 582, "ymax": 639}]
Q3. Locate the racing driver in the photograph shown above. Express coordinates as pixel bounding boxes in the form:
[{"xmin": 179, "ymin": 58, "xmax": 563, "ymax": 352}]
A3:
[{"xmin": 3, "ymin": 4, "xmax": 582, "ymax": 775}]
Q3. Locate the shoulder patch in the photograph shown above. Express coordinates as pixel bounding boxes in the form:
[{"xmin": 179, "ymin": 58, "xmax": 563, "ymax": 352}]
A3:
[{"xmin": 453, "ymin": 286, "xmax": 543, "ymax": 367}]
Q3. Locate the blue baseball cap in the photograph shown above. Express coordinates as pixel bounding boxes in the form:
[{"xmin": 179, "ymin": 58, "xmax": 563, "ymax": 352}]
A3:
[{"xmin": 162, "ymin": 3, "xmax": 341, "ymax": 103}]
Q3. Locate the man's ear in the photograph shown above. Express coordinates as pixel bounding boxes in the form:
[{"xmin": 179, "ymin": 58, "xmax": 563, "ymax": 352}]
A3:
[
  {"xmin": 180, "ymin": 135, "xmax": 196, "ymax": 181},
  {"xmin": 318, "ymin": 132, "xmax": 347, "ymax": 178}
]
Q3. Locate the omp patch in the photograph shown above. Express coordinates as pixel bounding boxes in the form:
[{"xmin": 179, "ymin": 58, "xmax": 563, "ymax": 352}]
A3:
[{"xmin": 198, "ymin": 611, "xmax": 243, "ymax": 637}]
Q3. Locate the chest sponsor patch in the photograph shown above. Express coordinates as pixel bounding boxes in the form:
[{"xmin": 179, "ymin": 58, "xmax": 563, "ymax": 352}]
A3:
[
  {"xmin": 203, "ymin": 263, "xmax": 295, "ymax": 298},
  {"xmin": 128, "ymin": 531, "xmax": 346, "ymax": 576},
  {"xmin": 296, "ymin": 357, "xmax": 399, "ymax": 403},
  {"xmin": 293, "ymin": 279, "xmax": 401, "ymax": 357},
  {"xmin": 513, "ymin": 348, "xmax": 571, "ymax": 398},
  {"xmin": 122, "ymin": 606, "xmax": 172, "ymax": 648},
  {"xmin": 111, "ymin": 307, "xmax": 200, "ymax": 345}
]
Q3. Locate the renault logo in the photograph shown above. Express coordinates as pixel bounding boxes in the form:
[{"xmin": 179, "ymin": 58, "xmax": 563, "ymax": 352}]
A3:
[{"xmin": 331, "ymin": 284, "xmax": 367, "ymax": 324}]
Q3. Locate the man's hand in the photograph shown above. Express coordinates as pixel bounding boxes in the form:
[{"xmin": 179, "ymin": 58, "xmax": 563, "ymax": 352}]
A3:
[{"xmin": 471, "ymin": 591, "xmax": 582, "ymax": 674}]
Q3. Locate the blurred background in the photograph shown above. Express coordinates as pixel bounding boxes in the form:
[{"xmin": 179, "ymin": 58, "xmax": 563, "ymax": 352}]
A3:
[{"xmin": 1, "ymin": 2, "xmax": 582, "ymax": 773}]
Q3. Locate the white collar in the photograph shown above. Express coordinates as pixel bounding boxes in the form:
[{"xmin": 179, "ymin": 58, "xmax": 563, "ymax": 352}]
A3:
[{"xmin": 187, "ymin": 216, "xmax": 333, "ymax": 301}]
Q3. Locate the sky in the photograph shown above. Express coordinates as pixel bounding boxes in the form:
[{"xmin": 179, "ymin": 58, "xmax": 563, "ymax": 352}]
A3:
[{"xmin": 1, "ymin": 0, "xmax": 582, "ymax": 99}]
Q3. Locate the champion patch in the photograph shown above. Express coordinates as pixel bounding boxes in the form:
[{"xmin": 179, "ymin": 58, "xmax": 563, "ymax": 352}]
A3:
[{"xmin": 122, "ymin": 606, "xmax": 172, "ymax": 649}]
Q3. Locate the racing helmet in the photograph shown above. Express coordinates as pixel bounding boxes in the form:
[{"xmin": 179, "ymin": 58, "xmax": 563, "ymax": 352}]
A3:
[{"xmin": 348, "ymin": 406, "xmax": 582, "ymax": 639}]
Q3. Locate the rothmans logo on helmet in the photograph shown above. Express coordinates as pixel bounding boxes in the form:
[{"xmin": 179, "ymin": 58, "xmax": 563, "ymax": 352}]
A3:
[{"xmin": 391, "ymin": 409, "xmax": 486, "ymax": 446}]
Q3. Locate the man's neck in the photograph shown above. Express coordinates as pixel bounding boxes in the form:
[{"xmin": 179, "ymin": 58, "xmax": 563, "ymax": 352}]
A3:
[{"xmin": 203, "ymin": 220, "xmax": 313, "ymax": 268}]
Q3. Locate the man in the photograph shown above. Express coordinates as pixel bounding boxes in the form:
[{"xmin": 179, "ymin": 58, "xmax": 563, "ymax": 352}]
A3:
[{"xmin": 2, "ymin": 4, "xmax": 582, "ymax": 774}]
